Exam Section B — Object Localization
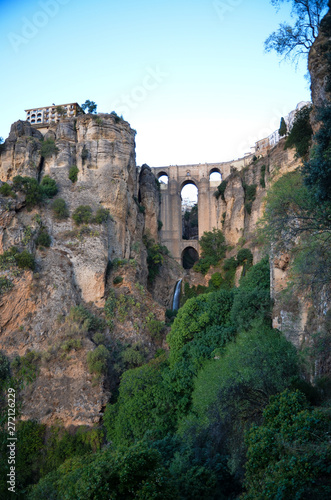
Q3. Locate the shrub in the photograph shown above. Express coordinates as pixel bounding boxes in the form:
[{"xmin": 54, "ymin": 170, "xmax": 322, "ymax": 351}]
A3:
[
  {"xmin": 72, "ymin": 205, "xmax": 92, "ymax": 225},
  {"xmin": 13, "ymin": 176, "xmax": 43, "ymax": 209},
  {"xmin": 158, "ymin": 219, "xmax": 163, "ymax": 231},
  {"xmin": 40, "ymin": 175, "xmax": 58, "ymax": 198},
  {"xmin": 11, "ymin": 351, "xmax": 40, "ymax": 383},
  {"xmin": 259, "ymin": 164, "xmax": 266, "ymax": 188},
  {"xmin": 94, "ymin": 207, "xmax": 110, "ymax": 223},
  {"xmin": 0, "ymin": 182, "xmax": 15, "ymax": 197},
  {"xmin": 51, "ymin": 198, "xmax": 69, "ymax": 219},
  {"xmin": 69, "ymin": 305, "xmax": 104, "ymax": 333},
  {"xmin": 14, "ymin": 250, "xmax": 35, "ymax": 270},
  {"xmin": 243, "ymin": 389, "xmax": 330, "ymax": 500},
  {"xmin": 87, "ymin": 345, "xmax": 110, "ymax": 376},
  {"xmin": 0, "ymin": 351, "xmax": 10, "ymax": 381},
  {"xmin": 0, "ymin": 276, "xmax": 13, "ymax": 295},
  {"xmin": 81, "ymin": 145, "xmax": 88, "ymax": 161},
  {"xmin": 285, "ymin": 104, "xmax": 313, "ymax": 159},
  {"xmin": 104, "ymin": 290, "xmax": 117, "ymax": 325},
  {"xmin": 236, "ymin": 248, "xmax": 253, "ymax": 272},
  {"xmin": 243, "ymin": 183, "xmax": 257, "ymax": 215},
  {"xmin": 68, "ymin": 166, "xmax": 79, "ymax": 183},
  {"xmin": 40, "ymin": 138, "xmax": 58, "ymax": 158},
  {"xmin": 35, "ymin": 230, "xmax": 51, "ymax": 248},
  {"xmin": 215, "ymin": 180, "xmax": 228, "ymax": 201},
  {"xmin": 113, "ymin": 276, "xmax": 123, "ymax": 285}
]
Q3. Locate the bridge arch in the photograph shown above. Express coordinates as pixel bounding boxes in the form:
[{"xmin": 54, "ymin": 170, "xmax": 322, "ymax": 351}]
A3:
[
  {"xmin": 182, "ymin": 246, "xmax": 199, "ymax": 269},
  {"xmin": 152, "ymin": 159, "xmax": 252, "ymax": 266}
]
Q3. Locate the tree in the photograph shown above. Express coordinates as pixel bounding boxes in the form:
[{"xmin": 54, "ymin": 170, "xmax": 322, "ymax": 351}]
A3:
[
  {"xmin": 81, "ymin": 100, "xmax": 97, "ymax": 114},
  {"xmin": 278, "ymin": 116, "xmax": 287, "ymax": 136},
  {"xmin": 285, "ymin": 105, "xmax": 313, "ymax": 158},
  {"xmin": 243, "ymin": 389, "xmax": 331, "ymax": 499},
  {"xmin": 265, "ymin": 0, "xmax": 328, "ymax": 62}
]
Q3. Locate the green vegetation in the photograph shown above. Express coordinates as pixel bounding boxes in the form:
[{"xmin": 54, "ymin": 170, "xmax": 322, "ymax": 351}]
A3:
[
  {"xmin": 40, "ymin": 175, "xmax": 58, "ymax": 197},
  {"xmin": 143, "ymin": 233, "xmax": 169, "ymax": 283},
  {"xmin": 243, "ymin": 182, "xmax": 257, "ymax": 215},
  {"xmin": 260, "ymin": 164, "xmax": 266, "ymax": 188},
  {"xmin": 35, "ymin": 229, "xmax": 51, "ymax": 248},
  {"xmin": 303, "ymin": 104, "xmax": 331, "ymax": 203},
  {"xmin": 285, "ymin": 104, "xmax": 313, "ymax": 158},
  {"xmin": 278, "ymin": 116, "xmax": 287, "ymax": 136},
  {"xmin": 40, "ymin": 138, "xmax": 59, "ymax": 158},
  {"xmin": 0, "ymin": 182, "xmax": 15, "ymax": 197},
  {"xmin": 87, "ymin": 345, "xmax": 110, "ymax": 376},
  {"xmin": 243, "ymin": 389, "xmax": 331, "ymax": 499},
  {"xmin": 81, "ymin": 99, "xmax": 97, "ymax": 114},
  {"xmin": 12, "ymin": 175, "xmax": 58, "ymax": 209},
  {"xmin": 113, "ymin": 275, "xmax": 123, "ymax": 285},
  {"xmin": 11, "ymin": 351, "xmax": 41, "ymax": 384},
  {"xmin": 214, "ymin": 179, "xmax": 228, "ymax": 200},
  {"xmin": 193, "ymin": 228, "xmax": 227, "ymax": 274},
  {"xmin": 51, "ymin": 198, "xmax": 69, "ymax": 219},
  {"xmin": 68, "ymin": 165, "xmax": 79, "ymax": 183},
  {"xmin": 264, "ymin": 0, "xmax": 327, "ymax": 63},
  {"xmin": 94, "ymin": 207, "xmax": 110, "ymax": 223},
  {"xmin": 81, "ymin": 145, "xmax": 88, "ymax": 161},
  {"xmin": 0, "ymin": 277, "xmax": 13, "ymax": 295},
  {"xmin": 72, "ymin": 205, "xmax": 92, "ymax": 225}
]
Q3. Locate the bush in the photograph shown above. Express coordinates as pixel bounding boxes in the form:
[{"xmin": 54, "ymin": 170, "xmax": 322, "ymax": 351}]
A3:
[
  {"xmin": 0, "ymin": 182, "xmax": 15, "ymax": 197},
  {"xmin": 285, "ymin": 104, "xmax": 313, "ymax": 159},
  {"xmin": 72, "ymin": 205, "xmax": 92, "ymax": 225},
  {"xmin": 113, "ymin": 276, "xmax": 123, "ymax": 285},
  {"xmin": 13, "ymin": 176, "xmax": 43, "ymax": 209},
  {"xmin": 14, "ymin": 250, "xmax": 35, "ymax": 270},
  {"xmin": 68, "ymin": 166, "xmax": 79, "ymax": 183},
  {"xmin": 40, "ymin": 138, "xmax": 58, "ymax": 158},
  {"xmin": 11, "ymin": 351, "xmax": 40, "ymax": 383},
  {"xmin": 0, "ymin": 351, "xmax": 10, "ymax": 381},
  {"xmin": 243, "ymin": 183, "xmax": 257, "ymax": 215},
  {"xmin": 35, "ymin": 230, "xmax": 51, "ymax": 248},
  {"xmin": 260, "ymin": 164, "xmax": 266, "ymax": 188},
  {"xmin": 193, "ymin": 228, "xmax": 227, "ymax": 274},
  {"xmin": 69, "ymin": 305, "xmax": 104, "ymax": 333},
  {"xmin": 104, "ymin": 290, "xmax": 117, "ymax": 324},
  {"xmin": 81, "ymin": 146, "xmax": 88, "ymax": 161},
  {"xmin": 236, "ymin": 248, "xmax": 253, "ymax": 275},
  {"xmin": 243, "ymin": 389, "xmax": 331, "ymax": 500},
  {"xmin": 94, "ymin": 207, "xmax": 110, "ymax": 223},
  {"xmin": 40, "ymin": 176, "xmax": 58, "ymax": 198},
  {"xmin": 51, "ymin": 198, "xmax": 69, "ymax": 220},
  {"xmin": 0, "ymin": 277, "xmax": 13, "ymax": 295},
  {"xmin": 87, "ymin": 345, "xmax": 110, "ymax": 376},
  {"xmin": 215, "ymin": 180, "xmax": 228, "ymax": 201}
]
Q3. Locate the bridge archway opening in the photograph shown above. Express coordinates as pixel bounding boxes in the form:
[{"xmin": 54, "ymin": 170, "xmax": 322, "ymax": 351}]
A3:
[
  {"xmin": 158, "ymin": 172, "xmax": 169, "ymax": 185},
  {"xmin": 209, "ymin": 168, "xmax": 222, "ymax": 182},
  {"xmin": 181, "ymin": 181, "xmax": 198, "ymax": 240},
  {"xmin": 182, "ymin": 247, "xmax": 199, "ymax": 269}
]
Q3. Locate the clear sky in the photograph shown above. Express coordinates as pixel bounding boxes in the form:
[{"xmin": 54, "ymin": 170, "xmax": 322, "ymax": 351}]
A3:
[{"xmin": 0, "ymin": 0, "xmax": 312, "ymax": 167}]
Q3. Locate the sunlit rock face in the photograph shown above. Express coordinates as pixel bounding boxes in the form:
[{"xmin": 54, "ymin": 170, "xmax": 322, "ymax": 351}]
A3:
[{"xmin": 0, "ymin": 113, "xmax": 171, "ymax": 426}]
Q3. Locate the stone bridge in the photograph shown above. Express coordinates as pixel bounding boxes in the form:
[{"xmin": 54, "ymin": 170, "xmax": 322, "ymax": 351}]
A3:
[{"xmin": 152, "ymin": 156, "xmax": 252, "ymax": 267}]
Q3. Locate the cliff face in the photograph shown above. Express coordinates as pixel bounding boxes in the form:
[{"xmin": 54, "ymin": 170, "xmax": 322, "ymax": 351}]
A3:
[{"xmin": 0, "ymin": 114, "xmax": 176, "ymax": 426}]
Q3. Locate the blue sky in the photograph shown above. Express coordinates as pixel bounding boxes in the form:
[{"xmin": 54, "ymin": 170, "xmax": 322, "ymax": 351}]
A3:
[{"xmin": 0, "ymin": 0, "xmax": 312, "ymax": 166}]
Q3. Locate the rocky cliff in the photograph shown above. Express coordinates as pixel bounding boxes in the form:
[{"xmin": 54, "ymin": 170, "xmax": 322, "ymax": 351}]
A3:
[{"xmin": 0, "ymin": 114, "xmax": 178, "ymax": 426}]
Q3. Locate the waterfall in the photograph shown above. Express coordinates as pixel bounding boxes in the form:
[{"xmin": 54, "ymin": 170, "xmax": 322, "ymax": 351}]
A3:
[{"xmin": 172, "ymin": 279, "xmax": 182, "ymax": 311}]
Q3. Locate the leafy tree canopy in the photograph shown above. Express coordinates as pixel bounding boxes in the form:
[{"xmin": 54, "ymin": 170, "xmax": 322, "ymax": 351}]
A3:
[
  {"xmin": 81, "ymin": 100, "xmax": 97, "ymax": 114},
  {"xmin": 265, "ymin": 0, "xmax": 328, "ymax": 62}
]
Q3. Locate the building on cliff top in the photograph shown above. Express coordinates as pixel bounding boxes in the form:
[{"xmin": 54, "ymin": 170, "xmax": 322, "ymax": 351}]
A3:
[
  {"xmin": 255, "ymin": 101, "xmax": 311, "ymax": 156},
  {"xmin": 24, "ymin": 103, "xmax": 84, "ymax": 134}
]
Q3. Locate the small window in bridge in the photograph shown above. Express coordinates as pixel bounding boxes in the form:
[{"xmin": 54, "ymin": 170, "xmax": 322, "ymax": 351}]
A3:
[
  {"xmin": 209, "ymin": 170, "xmax": 222, "ymax": 182},
  {"xmin": 158, "ymin": 174, "xmax": 169, "ymax": 185}
]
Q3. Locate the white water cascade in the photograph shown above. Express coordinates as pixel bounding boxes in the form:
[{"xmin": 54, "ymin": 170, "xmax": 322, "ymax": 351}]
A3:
[{"xmin": 172, "ymin": 279, "xmax": 182, "ymax": 311}]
